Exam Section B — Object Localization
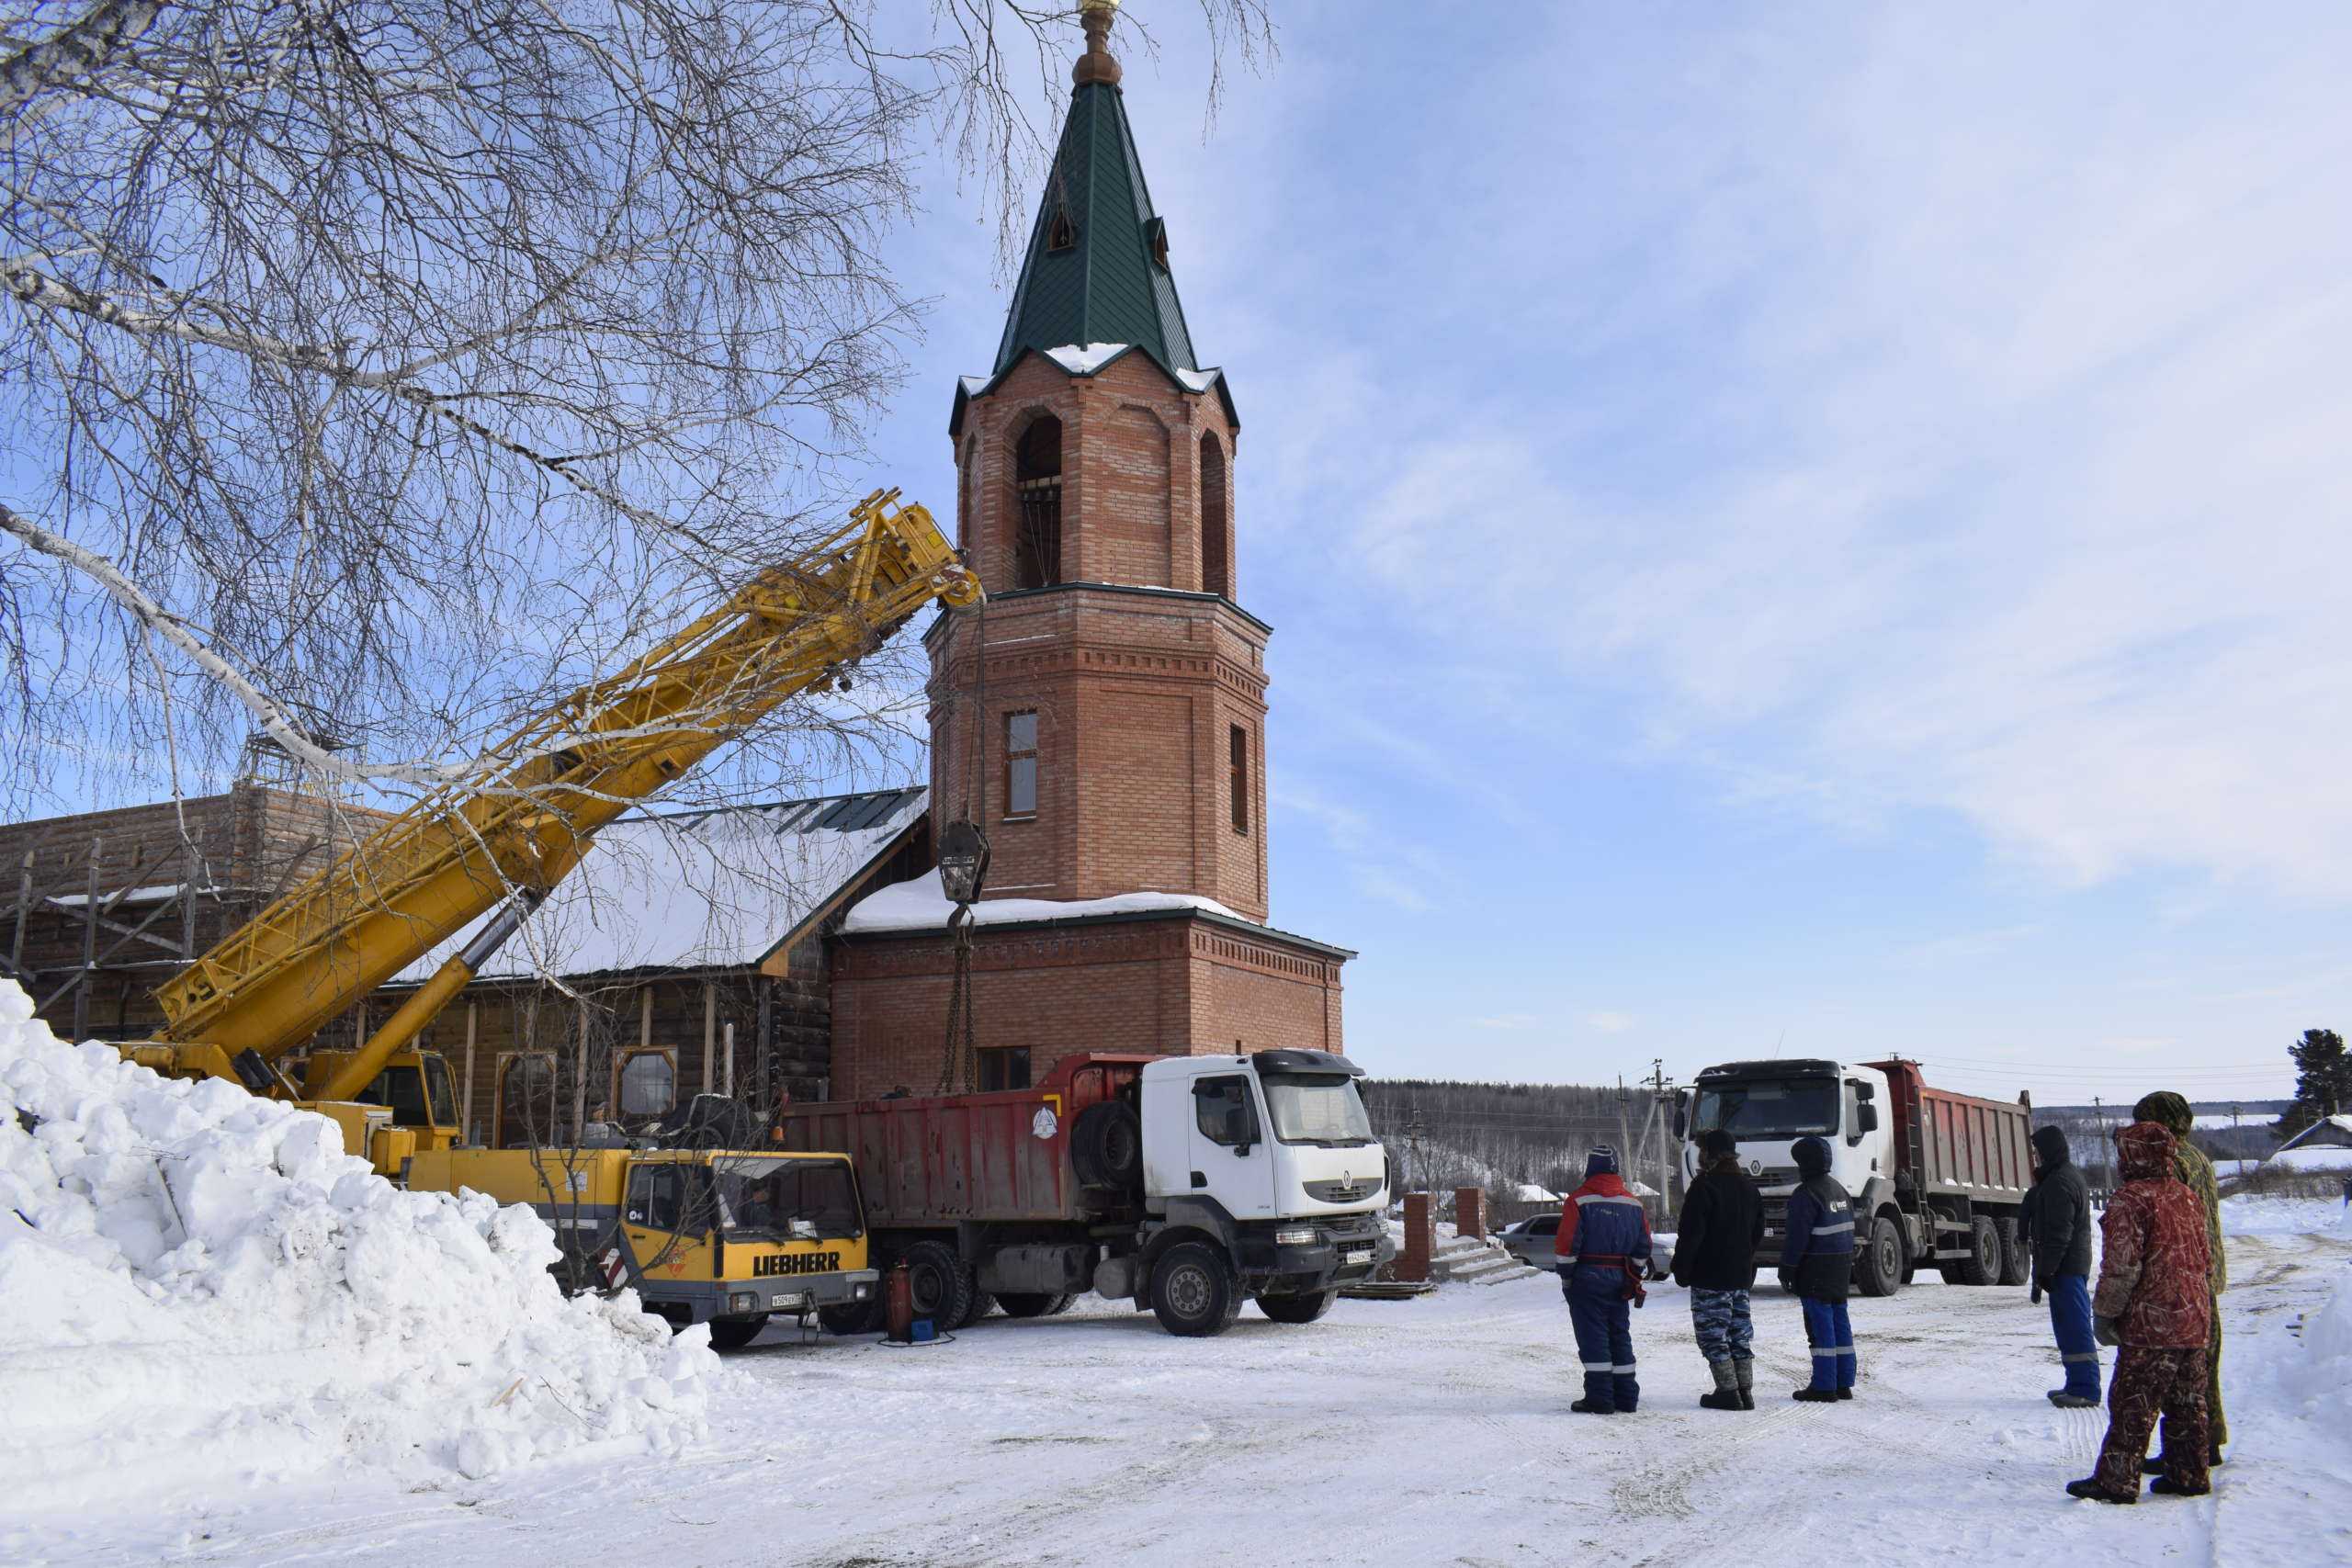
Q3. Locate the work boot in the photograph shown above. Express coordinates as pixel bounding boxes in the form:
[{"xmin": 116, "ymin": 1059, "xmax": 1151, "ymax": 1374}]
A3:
[
  {"xmin": 2049, "ymin": 1390, "xmax": 2098, "ymax": 1409},
  {"xmin": 2065, "ymin": 1479, "xmax": 2135, "ymax": 1506},
  {"xmin": 1733, "ymin": 1358, "xmax": 1755, "ymax": 1411},
  {"xmin": 1699, "ymin": 1361, "xmax": 1742, "ymax": 1411},
  {"xmin": 1569, "ymin": 1397, "xmax": 1615, "ymax": 1415},
  {"xmin": 2148, "ymin": 1477, "xmax": 2210, "ymax": 1498},
  {"xmin": 1792, "ymin": 1387, "xmax": 1839, "ymax": 1404},
  {"xmin": 1837, "ymin": 1388, "xmax": 1853, "ymax": 1400}
]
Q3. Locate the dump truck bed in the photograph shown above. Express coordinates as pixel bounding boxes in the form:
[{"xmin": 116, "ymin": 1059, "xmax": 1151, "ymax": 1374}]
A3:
[
  {"xmin": 1866, "ymin": 1058, "xmax": 2033, "ymax": 1202},
  {"xmin": 777, "ymin": 1055, "xmax": 1147, "ymax": 1227}
]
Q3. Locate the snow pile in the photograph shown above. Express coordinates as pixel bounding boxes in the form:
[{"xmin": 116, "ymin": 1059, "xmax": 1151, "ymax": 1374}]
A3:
[
  {"xmin": 0, "ymin": 982, "xmax": 719, "ymax": 1514},
  {"xmin": 842, "ymin": 866, "xmax": 1245, "ymax": 933}
]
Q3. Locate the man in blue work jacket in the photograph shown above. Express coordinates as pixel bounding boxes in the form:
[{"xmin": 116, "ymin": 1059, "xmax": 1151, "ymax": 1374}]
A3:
[
  {"xmin": 1781, "ymin": 1134, "xmax": 1858, "ymax": 1402},
  {"xmin": 1558, "ymin": 1145, "xmax": 1652, "ymax": 1414}
]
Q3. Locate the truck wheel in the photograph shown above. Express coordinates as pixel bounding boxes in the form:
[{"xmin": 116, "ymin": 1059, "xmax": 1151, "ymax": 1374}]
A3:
[
  {"xmin": 1854, "ymin": 1215, "xmax": 1905, "ymax": 1298},
  {"xmin": 1072, "ymin": 1101, "xmax": 1144, "ymax": 1190},
  {"xmin": 996, "ymin": 1292, "xmax": 1074, "ymax": 1318},
  {"xmin": 1961, "ymin": 1215, "xmax": 2002, "ymax": 1286},
  {"xmin": 1256, "ymin": 1289, "xmax": 1337, "ymax": 1325},
  {"xmin": 900, "ymin": 1239, "xmax": 973, "ymax": 1329},
  {"xmin": 1150, "ymin": 1241, "xmax": 1240, "ymax": 1337},
  {"xmin": 1996, "ymin": 1217, "xmax": 2030, "ymax": 1286},
  {"xmin": 819, "ymin": 1300, "xmax": 880, "ymax": 1336},
  {"xmin": 707, "ymin": 1314, "xmax": 770, "ymax": 1349},
  {"xmin": 957, "ymin": 1287, "xmax": 998, "ymax": 1328}
]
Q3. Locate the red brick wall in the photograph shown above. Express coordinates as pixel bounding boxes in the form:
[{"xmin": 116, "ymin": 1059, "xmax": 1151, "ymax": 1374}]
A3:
[
  {"xmin": 827, "ymin": 910, "xmax": 1342, "ymax": 1100},
  {"xmin": 925, "ymin": 587, "xmax": 1271, "ymax": 921},
  {"xmin": 956, "ymin": 353, "xmax": 1234, "ymax": 600}
]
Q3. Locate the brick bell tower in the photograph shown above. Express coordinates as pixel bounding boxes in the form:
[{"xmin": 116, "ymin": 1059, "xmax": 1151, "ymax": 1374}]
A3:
[
  {"xmin": 928, "ymin": 0, "xmax": 1262, "ymax": 918},
  {"xmin": 828, "ymin": 2, "xmax": 1351, "ymax": 1098}
]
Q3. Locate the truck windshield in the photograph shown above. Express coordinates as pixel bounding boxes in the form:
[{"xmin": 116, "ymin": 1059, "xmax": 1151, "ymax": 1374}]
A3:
[
  {"xmin": 711, "ymin": 1157, "xmax": 863, "ymax": 1240},
  {"xmin": 1261, "ymin": 1073, "xmax": 1375, "ymax": 1146},
  {"xmin": 1693, "ymin": 1078, "xmax": 1839, "ymax": 1140}
]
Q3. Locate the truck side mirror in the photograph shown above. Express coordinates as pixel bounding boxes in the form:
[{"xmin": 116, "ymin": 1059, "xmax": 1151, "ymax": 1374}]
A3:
[
  {"xmin": 1223, "ymin": 1107, "xmax": 1254, "ymax": 1152},
  {"xmin": 1671, "ymin": 1106, "xmax": 1687, "ymax": 1139},
  {"xmin": 1856, "ymin": 1103, "xmax": 1879, "ymax": 1134}
]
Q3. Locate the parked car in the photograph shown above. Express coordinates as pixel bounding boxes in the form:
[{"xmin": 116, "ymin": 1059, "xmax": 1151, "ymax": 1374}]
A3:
[{"xmin": 1496, "ymin": 1213, "xmax": 1562, "ymax": 1270}]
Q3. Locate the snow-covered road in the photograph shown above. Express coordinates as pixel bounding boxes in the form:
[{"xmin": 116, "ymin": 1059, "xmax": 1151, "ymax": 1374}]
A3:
[{"xmin": 14, "ymin": 1211, "xmax": 2351, "ymax": 1567}]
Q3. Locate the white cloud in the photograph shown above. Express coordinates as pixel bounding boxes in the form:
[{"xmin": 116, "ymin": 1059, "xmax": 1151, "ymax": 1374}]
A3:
[
  {"xmin": 1475, "ymin": 1013, "xmax": 1541, "ymax": 1031},
  {"xmin": 1321, "ymin": 10, "xmax": 2352, "ymax": 900},
  {"xmin": 1587, "ymin": 1011, "xmax": 1636, "ymax": 1035}
]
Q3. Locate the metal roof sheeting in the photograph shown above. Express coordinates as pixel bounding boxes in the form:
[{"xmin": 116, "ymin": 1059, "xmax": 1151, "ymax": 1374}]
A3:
[{"xmin": 394, "ymin": 788, "xmax": 926, "ymax": 983}]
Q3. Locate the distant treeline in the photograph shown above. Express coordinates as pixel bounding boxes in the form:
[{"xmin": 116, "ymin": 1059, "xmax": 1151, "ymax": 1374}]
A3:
[
  {"xmin": 1360, "ymin": 1077, "xmax": 1678, "ymax": 1200},
  {"xmin": 2035, "ymin": 1100, "xmax": 2292, "ymax": 1185}
]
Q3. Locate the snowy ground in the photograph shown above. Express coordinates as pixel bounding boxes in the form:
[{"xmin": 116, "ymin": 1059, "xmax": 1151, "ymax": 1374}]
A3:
[{"xmin": 11, "ymin": 1201, "xmax": 2348, "ymax": 1567}]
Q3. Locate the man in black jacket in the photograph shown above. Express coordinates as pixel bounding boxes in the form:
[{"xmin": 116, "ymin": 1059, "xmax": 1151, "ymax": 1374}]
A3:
[
  {"xmin": 1673, "ymin": 1128, "xmax": 1764, "ymax": 1410},
  {"xmin": 2022, "ymin": 1123, "xmax": 2099, "ymax": 1407}
]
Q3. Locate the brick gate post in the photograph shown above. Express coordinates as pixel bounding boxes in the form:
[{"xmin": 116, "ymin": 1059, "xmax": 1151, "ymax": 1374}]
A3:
[
  {"xmin": 1455, "ymin": 1186, "xmax": 1487, "ymax": 1242},
  {"xmin": 1399, "ymin": 1192, "xmax": 1436, "ymax": 1282}
]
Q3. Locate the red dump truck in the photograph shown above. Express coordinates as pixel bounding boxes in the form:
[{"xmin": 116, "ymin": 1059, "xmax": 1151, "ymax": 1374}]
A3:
[
  {"xmin": 1677, "ymin": 1056, "xmax": 2034, "ymax": 1296},
  {"xmin": 779, "ymin": 1049, "xmax": 1394, "ymax": 1337}
]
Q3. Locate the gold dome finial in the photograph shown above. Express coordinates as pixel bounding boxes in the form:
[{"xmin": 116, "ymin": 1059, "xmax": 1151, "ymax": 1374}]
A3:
[{"xmin": 1074, "ymin": 0, "xmax": 1121, "ymax": 87}]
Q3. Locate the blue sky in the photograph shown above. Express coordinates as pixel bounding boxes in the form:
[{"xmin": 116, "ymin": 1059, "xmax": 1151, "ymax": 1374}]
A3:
[{"xmin": 843, "ymin": 4, "xmax": 2351, "ymax": 1102}]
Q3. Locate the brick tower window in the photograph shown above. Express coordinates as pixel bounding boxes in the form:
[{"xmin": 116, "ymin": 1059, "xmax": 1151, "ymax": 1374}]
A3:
[
  {"xmin": 1014, "ymin": 416, "xmax": 1063, "ymax": 590},
  {"xmin": 1199, "ymin": 432, "xmax": 1229, "ymax": 598},
  {"xmin": 1229, "ymin": 724, "xmax": 1250, "ymax": 834},
  {"xmin": 1005, "ymin": 711, "xmax": 1039, "ymax": 818}
]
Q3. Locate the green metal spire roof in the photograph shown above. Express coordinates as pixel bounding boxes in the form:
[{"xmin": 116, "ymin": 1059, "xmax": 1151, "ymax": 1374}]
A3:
[{"xmin": 993, "ymin": 79, "xmax": 1199, "ymax": 378}]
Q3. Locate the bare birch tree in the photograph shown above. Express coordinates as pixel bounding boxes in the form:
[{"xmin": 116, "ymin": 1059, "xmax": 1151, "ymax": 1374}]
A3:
[{"xmin": 0, "ymin": 0, "xmax": 1272, "ymax": 819}]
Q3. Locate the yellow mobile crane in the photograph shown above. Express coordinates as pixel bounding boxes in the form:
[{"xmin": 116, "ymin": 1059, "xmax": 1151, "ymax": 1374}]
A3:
[{"xmin": 122, "ymin": 489, "xmax": 979, "ymax": 1180}]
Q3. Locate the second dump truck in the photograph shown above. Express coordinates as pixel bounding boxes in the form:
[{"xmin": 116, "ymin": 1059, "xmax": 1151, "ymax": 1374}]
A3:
[
  {"xmin": 1679, "ymin": 1055, "xmax": 2034, "ymax": 1297},
  {"xmin": 779, "ymin": 1050, "xmax": 1396, "ymax": 1337}
]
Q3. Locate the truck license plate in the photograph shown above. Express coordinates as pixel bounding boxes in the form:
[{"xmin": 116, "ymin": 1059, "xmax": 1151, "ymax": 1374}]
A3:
[
  {"xmin": 772, "ymin": 1292, "xmax": 808, "ymax": 1311},
  {"xmin": 1342, "ymin": 1247, "xmax": 1373, "ymax": 1266}
]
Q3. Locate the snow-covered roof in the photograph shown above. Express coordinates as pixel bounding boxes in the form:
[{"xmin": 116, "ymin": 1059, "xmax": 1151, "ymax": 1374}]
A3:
[
  {"xmin": 841, "ymin": 866, "xmax": 1240, "ymax": 935},
  {"xmin": 2278, "ymin": 1113, "xmax": 2352, "ymax": 1152},
  {"xmin": 396, "ymin": 788, "xmax": 926, "ymax": 982},
  {"xmin": 951, "ymin": 343, "xmax": 1238, "ymax": 436}
]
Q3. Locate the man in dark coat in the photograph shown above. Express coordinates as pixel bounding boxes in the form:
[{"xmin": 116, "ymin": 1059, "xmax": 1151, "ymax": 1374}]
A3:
[
  {"xmin": 1673, "ymin": 1128, "xmax": 1764, "ymax": 1410},
  {"xmin": 2022, "ymin": 1123, "xmax": 2098, "ymax": 1406},
  {"xmin": 2066, "ymin": 1121, "xmax": 2213, "ymax": 1504},
  {"xmin": 1557, "ymin": 1145, "xmax": 1652, "ymax": 1415},
  {"xmin": 1779, "ymin": 1134, "xmax": 1856, "ymax": 1402}
]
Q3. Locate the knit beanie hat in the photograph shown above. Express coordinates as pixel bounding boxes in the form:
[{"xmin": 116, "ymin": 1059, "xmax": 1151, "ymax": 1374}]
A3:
[
  {"xmin": 1585, "ymin": 1145, "xmax": 1619, "ymax": 1178},
  {"xmin": 1699, "ymin": 1129, "xmax": 1737, "ymax": 1161},
  {"xmin": 1792, "ymin": 1135, "xmax": 1832, "ymax": 1179}
]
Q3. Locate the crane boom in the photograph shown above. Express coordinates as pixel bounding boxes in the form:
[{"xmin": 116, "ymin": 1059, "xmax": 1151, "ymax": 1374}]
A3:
[{"xmin": 150, "ymin": 490, "xmax": 978, "ymax": 1087}]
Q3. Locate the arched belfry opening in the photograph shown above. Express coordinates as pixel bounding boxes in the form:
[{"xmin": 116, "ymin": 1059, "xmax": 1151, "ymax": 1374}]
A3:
[
  {"xmin": 1199, "ymin": 432, "xmax": 1229, "ymax": 598},
  {"xmin": 1013, "ymin": 415, "xmax": 1063, "ymax": 590}
]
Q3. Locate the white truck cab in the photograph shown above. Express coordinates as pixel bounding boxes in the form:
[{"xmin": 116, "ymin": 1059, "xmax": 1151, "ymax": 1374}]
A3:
[
  {"xmin": 1117, "ymin": 1049, "xmax": 1394, "ymax": 1332},
  {"xmin": 1679, "ymin": 1059, "xmax": 1892, "ymax": 1202}
]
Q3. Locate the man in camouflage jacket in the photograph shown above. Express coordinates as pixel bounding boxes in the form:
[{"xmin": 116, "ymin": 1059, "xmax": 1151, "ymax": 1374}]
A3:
[
  {"xmin": 2067, "ymin": 1121, "xmax": 2212, "ymax": 1504},
  {"xmin": 2134, "ymin": 1089, "xmax": 2226, "ymax": 1461}
]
